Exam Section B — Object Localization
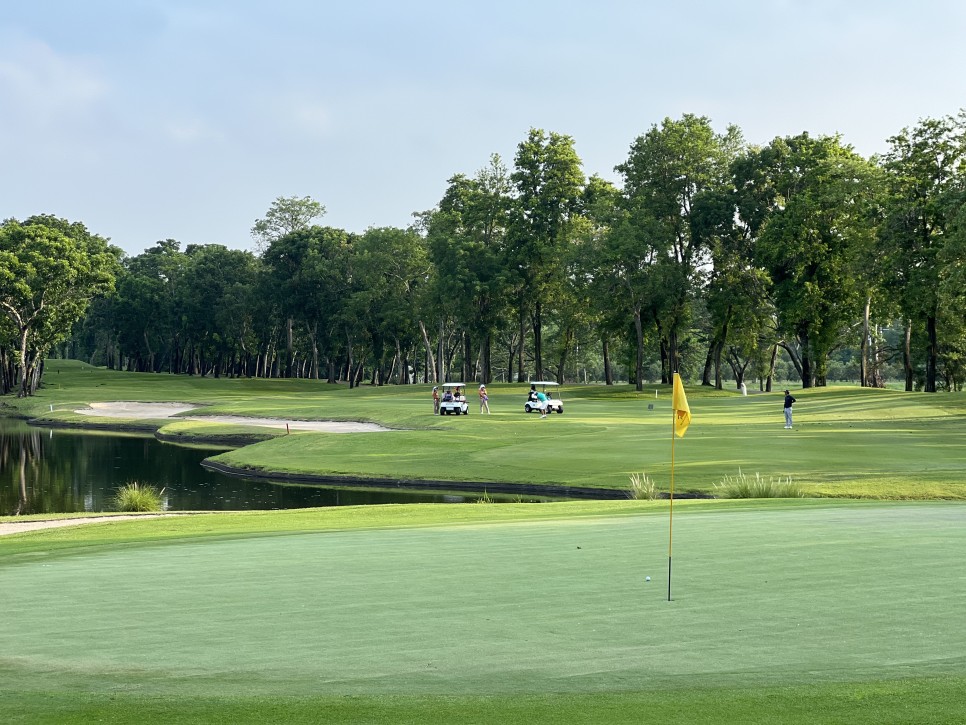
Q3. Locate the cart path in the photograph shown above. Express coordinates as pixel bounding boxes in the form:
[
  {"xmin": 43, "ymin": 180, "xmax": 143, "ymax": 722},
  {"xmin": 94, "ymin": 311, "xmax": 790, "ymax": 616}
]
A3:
[{"xmin": 0, "ymin": 514, "xmax": 179, "ymax": 537}]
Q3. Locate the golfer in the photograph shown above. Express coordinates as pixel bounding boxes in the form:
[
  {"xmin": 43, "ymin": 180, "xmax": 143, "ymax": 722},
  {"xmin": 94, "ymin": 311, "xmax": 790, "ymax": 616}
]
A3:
[
  {"xmin": 783, "ymin": 389, "xmax": 797, "ymax": 429},
  {"xmin": 537, "ymin": 389, "xmax": 549, "ymax": 418},
  {"xmin": 479, "ymin": 384, "xmax": 490, "ymax": 414},
  {"xmin": 432, "ymin": 386, "xmax": 440, "ymax": 415}
]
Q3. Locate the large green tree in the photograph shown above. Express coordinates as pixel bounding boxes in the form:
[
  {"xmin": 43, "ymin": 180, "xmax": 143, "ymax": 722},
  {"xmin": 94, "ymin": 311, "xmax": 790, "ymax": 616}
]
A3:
[
  {"xmin": 251, "ymin": 195, "xmax": 326, "ymax": 376},
  {"xmin": 173, "ymin": 244, "xmax": 260, "ymax": 376},
  {"xmin": 740, "ymin": 134, "xmax": 881, "ymax": 387},
  {"xmin": 0, "ymin": 216, "xmax": 120, "ymax": 396},
  {"xmin": 113, "ymin": 240, "xmax": 186, "ymax": 372},
  {"xmin": 880, "ymin": 113, "xmax": 966, "ymax": 392},
  {"xmin": 262, "ymin": 227, "xmax": 352, "ymax": 381},
  {"xmin": 424, "ymin": 155, "xmax": 513, "ymax": 383},
  {"xmin": 508, "ymin": 129, "xmax": 585, "ymax": 381},
  {"xmin": 349, "ymin": 227, "xmax": 429, "ymax": 385},
  {"xmin": 616, "ymin": 114, "xmax": 742, "ymax": 382}
]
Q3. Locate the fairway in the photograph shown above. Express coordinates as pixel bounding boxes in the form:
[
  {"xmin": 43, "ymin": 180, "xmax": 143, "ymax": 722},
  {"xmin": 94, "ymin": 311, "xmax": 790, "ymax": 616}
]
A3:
[
  {"xmin": 3, "ymin": 502, "xmax": 966, "ymax": 713},
  {"xmin": 16, "ymin": 360, "xmax": 966, "ymax": 500}
]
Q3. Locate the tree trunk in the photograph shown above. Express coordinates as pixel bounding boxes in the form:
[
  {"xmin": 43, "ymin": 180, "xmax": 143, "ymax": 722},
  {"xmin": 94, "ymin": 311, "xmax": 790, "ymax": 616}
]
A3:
[
  {"xmin": 556, "ymin": 327, "xmax": 573, "ymax": 384},
  {"xmin": 395, "ymin": 338, "xmax": 406, "ymax": 384},
  {"xmin": 787, "ymin": 331, "xmax": 811, "ymax": 388},
  {"xmin": 533, "ymin": 299, "xmax": 543, "ymax": 381},
  {"xmin": 667, "ymin": 328, "xmax": 679, "ymax": 379},
  {"xmin": 860, "ymin": 296, "xmax": 871, "ymax": 387},
  {"xmin": 285, "ymin": 317, "xmax": 294, "ymax": 378},
  {"xmin": 701, "ymin": 345, "xmax": 714, "ymax": 387},
  {"xmin": 506, "ymin": 332, "xmax": 516, "ymax": 385},
  {"xmin": 765, "ymin": 344, "xmax": 778, "ymax": 392},
  {"xmin": 418, "ymin": 320, "xmax": 438, "ymax": 384},
  {"xmin": 904, "ymin": 320, "xmax": 914, "ymax": 391},
  {"xmin": 481, "ymin": 333, "xmax": 492, "ymax": 385},
  {"xmin": 633, "ymin": 307, "xmax": 645, "ymax": 392},
  {"xmin": 16, "ymin": 323, "xmax": 30, "ymax": 398},
  {"xmin": 438, "ymin": 319, "xmax": 445, "ymax": 384},
  {"xmin": 925, "ymin": 314, "xmax": 938, "ymax": 393},
  {"xmin": 463, "ymin": 334, "xmax": 473, "ymax": 384},
  {"xmin": 779, "ymin": 341, "xmax": 804, "ymax": 383},
  {"xmin": 602, "ymin": 337, "xmax": 613, "ymax": 385},
  {"xmin": 306, "ymin": 322, "xmax": 319, "ymax": 380}
]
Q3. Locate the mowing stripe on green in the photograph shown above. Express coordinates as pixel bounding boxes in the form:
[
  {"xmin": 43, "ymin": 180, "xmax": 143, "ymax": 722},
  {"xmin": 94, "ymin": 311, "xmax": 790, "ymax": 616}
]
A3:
[{"xmin": 2, "ymin": 503, "xmax": 965, "ymax": 699}]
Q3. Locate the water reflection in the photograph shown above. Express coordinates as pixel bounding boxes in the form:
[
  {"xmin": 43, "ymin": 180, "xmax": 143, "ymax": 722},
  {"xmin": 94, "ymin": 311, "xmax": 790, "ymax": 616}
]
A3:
[{"xmin": 0, "ymin": 419, "xmax": 547, "ymax": 515}]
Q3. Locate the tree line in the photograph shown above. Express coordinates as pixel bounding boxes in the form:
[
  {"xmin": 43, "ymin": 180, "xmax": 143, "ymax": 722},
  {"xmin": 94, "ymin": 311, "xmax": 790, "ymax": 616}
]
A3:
[{"xmin": 3, "ymin": 112, "xmax": 966, "ymax": 397}]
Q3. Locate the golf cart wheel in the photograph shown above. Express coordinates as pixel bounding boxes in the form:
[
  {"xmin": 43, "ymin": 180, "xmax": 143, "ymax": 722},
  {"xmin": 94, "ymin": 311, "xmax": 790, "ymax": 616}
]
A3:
[
  {"xmin": 556, "ymin": 406, "xmax": 563, "ymax": 414},
  {"xmin": 525, "ymin": 404, "xmax": 533, "ymax": 413}
]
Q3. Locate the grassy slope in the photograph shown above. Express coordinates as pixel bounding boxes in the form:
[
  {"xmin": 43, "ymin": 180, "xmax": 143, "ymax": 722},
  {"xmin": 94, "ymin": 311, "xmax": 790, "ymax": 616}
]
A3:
[
  {"xmin": 6, "ymin": 359, "xmax": 965, "ymax": 498},
  {"xmin": 2, "ymin": 500, "xmax": 966, "ymax": 724}
]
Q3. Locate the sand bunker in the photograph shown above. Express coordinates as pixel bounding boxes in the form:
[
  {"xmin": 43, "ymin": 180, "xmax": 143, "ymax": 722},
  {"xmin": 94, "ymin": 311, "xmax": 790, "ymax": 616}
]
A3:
[{"xmin": 74, "ymin": 402, "xmax": 389, "ymax": 433}]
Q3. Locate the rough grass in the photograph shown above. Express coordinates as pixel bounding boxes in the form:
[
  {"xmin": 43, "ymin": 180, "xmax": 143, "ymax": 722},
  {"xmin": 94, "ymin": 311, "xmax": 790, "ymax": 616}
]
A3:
[
  {"xmin": 112, "ymin": 482, "xmax": 165, "ymax": 512},
  {"xmin": 627, "ymin": 471, "xmax": 660, "ymax": 499},
  {"xmin": 714, "ymin": 469, "xmax": 806, "ymax": 498}
]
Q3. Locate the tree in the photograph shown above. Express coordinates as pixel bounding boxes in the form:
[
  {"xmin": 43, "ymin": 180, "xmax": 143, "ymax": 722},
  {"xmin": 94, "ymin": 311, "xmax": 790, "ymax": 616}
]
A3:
[
  {"xmin": 424, "ymin": 155, "xmax": 513, "ymax": 383},
  {"xmin": 250, "ymin": 195, "xmax": 326, "ymax": 251},
  {"xmin": 350, "ymin": 227, "xmax": 429, "ymax": 384},
  {"xmin": 0, "ymin": 216, "xmax": 121, "ymax": 396},
  {"xmin": 173, "ymin": 244, "xmax": 260, "ymax": 377},
  {"xmin": 262, "ymin": 227, "xmax": 352, "ymax": 381},
  {"xmin": 737, "ymin": 134, "xmax": 881, "ymax": 387},
  {"xmin": 578, "ymin": 175, "xmax": 624, "ymax": 385},
  {"xmin": 251, "ymin": 195, "xmax": 326, "ymax": 376},
  {"xmin": 880, "ymin": 113, "xmax": 966, "ymax": 392},
  {"xmin": 616, "ymin": 115, "xmax": 742, "ymax": 381},
  {"xmin": 508, "ymin": 129, "xmax": 585, "ymax": 380},
  {"xmin": 113, "ymin": 240, "xmax": 186, "ymax": 372},
  {"xmin": 691, "ymin": 185, "xmax": 771, "ymax": 389}
]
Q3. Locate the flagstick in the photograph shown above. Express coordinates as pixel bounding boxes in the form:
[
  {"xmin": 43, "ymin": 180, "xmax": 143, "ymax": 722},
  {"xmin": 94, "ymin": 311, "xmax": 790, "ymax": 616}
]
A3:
[{"xmin": 668, "ymin": 407, "xmax": 675, "ymax": 602}]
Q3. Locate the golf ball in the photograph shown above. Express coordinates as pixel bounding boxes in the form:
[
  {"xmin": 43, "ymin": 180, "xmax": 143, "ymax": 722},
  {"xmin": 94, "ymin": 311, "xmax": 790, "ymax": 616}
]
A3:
[{"xmin": 645, "ymin": 576, "xmax": 651, "ymax": 582}]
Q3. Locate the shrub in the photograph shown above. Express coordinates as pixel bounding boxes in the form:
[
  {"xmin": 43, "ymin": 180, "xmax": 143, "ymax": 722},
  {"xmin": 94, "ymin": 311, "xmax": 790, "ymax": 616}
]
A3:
[
  {"xmin": 713, "ymin": 469, "xmax": 806, "ymax": 499},
  {"xmin": 113, "ymin": 482, "xmax": 165, "ymax": 512},
  {"xmin": 628, "ymin": 472, "xmax": 659, "ymax": 500}
]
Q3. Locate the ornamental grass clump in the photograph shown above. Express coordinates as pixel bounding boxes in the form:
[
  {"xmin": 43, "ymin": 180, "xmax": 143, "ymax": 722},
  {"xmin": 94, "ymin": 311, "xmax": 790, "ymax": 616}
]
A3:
[
  {"xmin": 714, "ymin": 469, "xmax": 805, "ymax": 499},
  {"xmin": 113, "ymin": 482, "xmax": 165, "ymax": 512},
  {"xmin": 628, "ymin": 471, "xmax": 659, "ymax": 500}
]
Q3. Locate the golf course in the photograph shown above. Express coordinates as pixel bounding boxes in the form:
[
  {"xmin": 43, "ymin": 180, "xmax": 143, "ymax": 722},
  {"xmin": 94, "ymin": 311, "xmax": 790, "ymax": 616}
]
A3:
[{"xmin": 2, "ymin": 360, "xmax": 966, "ymax": 723}]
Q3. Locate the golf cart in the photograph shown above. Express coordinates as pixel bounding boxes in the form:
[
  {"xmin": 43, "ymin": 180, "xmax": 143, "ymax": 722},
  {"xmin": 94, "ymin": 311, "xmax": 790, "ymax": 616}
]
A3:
[
  {"xmin": 524, "ymin": 381, "xmax": 564, "ymax": 414},
  {"xmin": 439, "ymin": 382, "xmax": 469, "ymax": 415}
]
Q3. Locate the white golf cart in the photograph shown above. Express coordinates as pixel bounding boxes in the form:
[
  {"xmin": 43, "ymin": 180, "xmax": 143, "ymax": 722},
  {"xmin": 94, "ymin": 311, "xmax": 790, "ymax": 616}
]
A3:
[
  {"xmin": 439, "ymin": 382, "xmax": 469, "ymax": 415},
  {"xmin": 524, "ymin": 381, "xmax": 564, "ymax": 414}
]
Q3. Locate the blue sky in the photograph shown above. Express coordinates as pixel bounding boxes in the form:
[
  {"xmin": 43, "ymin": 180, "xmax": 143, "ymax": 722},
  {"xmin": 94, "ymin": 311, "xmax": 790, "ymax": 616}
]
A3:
[{"xmin": 2, "ymin": 1, "xmax": 965, "ymax": 256}]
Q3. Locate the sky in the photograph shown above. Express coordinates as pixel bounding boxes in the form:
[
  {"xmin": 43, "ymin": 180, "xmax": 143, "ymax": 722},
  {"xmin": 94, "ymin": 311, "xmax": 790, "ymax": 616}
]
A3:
[{"xmin": 2, "ymin": 0, "xmax": 965, "ymax": 256}]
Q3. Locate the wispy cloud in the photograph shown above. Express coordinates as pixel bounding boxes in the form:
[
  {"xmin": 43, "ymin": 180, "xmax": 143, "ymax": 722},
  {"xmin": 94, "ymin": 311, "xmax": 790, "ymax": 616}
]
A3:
[{"xmin": 0, "ymin": 36, "xmax": 108, "ymax": 123}]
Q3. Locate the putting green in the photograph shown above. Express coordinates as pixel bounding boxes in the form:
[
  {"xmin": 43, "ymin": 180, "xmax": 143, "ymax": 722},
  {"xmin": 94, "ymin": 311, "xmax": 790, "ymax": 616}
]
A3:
[{"xmin": 2, "ymin": 503, "xmax": 965, "ymax": 700}]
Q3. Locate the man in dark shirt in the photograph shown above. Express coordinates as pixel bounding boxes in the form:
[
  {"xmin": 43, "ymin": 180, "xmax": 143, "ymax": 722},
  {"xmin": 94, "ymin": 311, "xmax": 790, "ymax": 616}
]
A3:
[{"xmin": 783, "ymin": 390, "xmax": 797, "ymax": 429}]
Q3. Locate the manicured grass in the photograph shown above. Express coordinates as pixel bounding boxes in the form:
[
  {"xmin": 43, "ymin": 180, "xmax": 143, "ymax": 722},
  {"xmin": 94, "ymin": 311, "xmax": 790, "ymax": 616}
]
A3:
[
  {"xmin": 5, "ymin": 362, "xmax": 966, "ymax": 721},
  {"xmin": 2, "ymin": 500, "xmax": 966, "ymax": 723},
  {"xmin": 7, "ymin": 359, "xmax": 966, "ymax": 499}
]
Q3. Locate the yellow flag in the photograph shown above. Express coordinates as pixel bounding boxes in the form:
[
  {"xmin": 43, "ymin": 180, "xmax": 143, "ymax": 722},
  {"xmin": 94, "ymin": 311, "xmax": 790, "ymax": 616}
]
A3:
[{"xmin": 672, "ymin": 373, "xmax": 691, "ymax": 438}]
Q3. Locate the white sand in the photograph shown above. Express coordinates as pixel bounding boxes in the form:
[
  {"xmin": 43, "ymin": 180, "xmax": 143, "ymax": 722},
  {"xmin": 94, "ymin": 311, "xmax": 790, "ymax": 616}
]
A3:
[{"xmin": 74, "ymin": 401, "xmax": 389, "ymax": 432}]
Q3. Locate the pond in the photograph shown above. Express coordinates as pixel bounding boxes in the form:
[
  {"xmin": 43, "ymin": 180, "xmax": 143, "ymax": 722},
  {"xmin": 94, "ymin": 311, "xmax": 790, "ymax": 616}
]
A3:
[{"xmin": 0, "ymin": 418, "xmax": 547, "ymax": 515}]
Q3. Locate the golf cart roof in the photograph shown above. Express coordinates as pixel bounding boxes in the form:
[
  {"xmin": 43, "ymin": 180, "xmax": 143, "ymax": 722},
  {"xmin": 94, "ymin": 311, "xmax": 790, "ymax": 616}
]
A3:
[
  {"xmin": 529, "ymin": 381, "xmax": 559, "ymax": 387},
  {"xmin": 441, "ymin": 382, "xmax": 465, "ymax": 388}
]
